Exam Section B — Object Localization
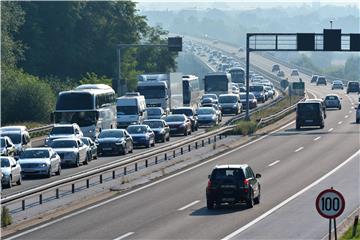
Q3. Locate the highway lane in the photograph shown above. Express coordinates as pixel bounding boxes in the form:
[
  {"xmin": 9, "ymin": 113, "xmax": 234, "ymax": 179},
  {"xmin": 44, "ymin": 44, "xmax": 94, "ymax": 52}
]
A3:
[{"xmin": 7, "ymin": 85, "xmax": 359, "ymax": 239}]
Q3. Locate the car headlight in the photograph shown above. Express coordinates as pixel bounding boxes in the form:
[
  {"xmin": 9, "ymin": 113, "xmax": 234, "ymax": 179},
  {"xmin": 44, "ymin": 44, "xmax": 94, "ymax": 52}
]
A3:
[
  {"xmin": 39, "ymin": 163, "xmax": 48, "ymax": 168},
  {"xmin": 233, "ymin": 104, "xmax": 238, "ymax": 108},
  {"xmin": 160, "ymin": 129, "xmax": 165, "ymax": 134},
  {"xmin": 115, "ymin": 140, "xmax": 125, "ymax": 145},
  {"xmin": 212, "ymin": 115, "xmax": 217, "ymax": 119}
]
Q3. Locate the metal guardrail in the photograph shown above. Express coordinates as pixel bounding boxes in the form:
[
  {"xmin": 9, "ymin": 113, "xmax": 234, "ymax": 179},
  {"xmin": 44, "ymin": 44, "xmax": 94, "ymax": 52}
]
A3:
[{"xmin": 28, "ymin": 124, "xmax": 53, "ymax": 134}]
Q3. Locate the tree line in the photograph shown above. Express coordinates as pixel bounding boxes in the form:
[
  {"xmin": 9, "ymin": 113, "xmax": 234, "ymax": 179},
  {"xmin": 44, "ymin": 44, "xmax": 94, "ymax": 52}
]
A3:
[{"xmin": 1, "ymin": 1, "xmax": 176, "ymax": 125}]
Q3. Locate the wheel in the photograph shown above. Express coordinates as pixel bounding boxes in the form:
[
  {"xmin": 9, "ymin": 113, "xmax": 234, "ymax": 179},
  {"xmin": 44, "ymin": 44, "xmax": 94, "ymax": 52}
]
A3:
[
  {"xmin": 46, "ymin": 168, "xmax": 52, "ymax": 178},
  {"xmin": 188, "ymin": 129, "xmax": 192, "ymax": 135},
  {"xmin": 84, "ymin": 154, "xmax": 90, "ymax": 165},
  {"xmin": 122, "ymin": 144, "xmax": 128, "ymax": 155},
  {"xmin": 7, "ymin": 176, "xmax": 12, "ymax": 188},
  {"xmin": 55, "ymin": 165, "xmax": 61, "ymax": 176},
  {"xmin": 320, "ymin": 124, "xmax": 324, "ymax": 129},
  {"xmin": 207, "ymin": 199, "xmax": 214, "ymax": 210},
  {"xmin": 151, "ymin": 138, "xmax": 155, "ymax": 147},
  {"xmin": 254, "ymin": 187, "xmax": 261, "ymax": 204},
  {"xmin": 184, "ymin": 129, "xmax": 188, "ymax": 136},
  {"xmin": 128, "ymin": 143, "xmax": 133, "ymax": 153},
  {"xmin": 339, "ymin": 105, "xmax": 341, "ymax": 110},
  {"xmin": 246, "ymin": 191, "xmax": 254, "ymax": 208},
  {"xmin": 93, "ymin": 152, "xmax": 98, "ymax": 159},
  {"xmin": 166, "ymin": 134, "xmax": 170, "ymax": 141},
  {"xmin": 16, "ymin": 175, "xmax": 22, "ymax": 185},
  {"xmin": 162, "ymin": 135, "xmax": 166, "ymax": 143},
  {"xmin": 195, "ymin": 124, "xmax": 199, "ymax": 131},
  {"xmin": 146, "ymin": 141, "xmax": 151, "ymax": 148},
  {"xmin": 296, "ymin": 122, "xmax": 301, "ymax": 130}
]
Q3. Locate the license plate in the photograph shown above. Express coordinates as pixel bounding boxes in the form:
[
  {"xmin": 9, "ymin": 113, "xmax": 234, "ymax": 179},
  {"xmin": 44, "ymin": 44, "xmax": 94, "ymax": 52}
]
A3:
[
  {"xmin": 221, "ymin": 185, "xmax": 236, "ymax": 189},
  {"xmin": 305, "ymin": 120, "xmax": 313, "ymax": 123},
  {"xmin": 222, "ymin": 198, "xmax": 235, "ymax": 201},
  {"xmin": 103, "ymin": 147, "xmax": 112, "ymax": 151}
]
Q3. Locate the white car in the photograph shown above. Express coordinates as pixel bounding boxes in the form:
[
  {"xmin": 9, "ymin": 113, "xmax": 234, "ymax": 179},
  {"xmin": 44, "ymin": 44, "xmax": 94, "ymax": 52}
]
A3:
[
  {"xmin": 324, "ymin": 94, "xmax": 342, "ymax": 110},
  {"xmin": 19, "ymin": 148, "xmax": 61, "ymax": 178},
  {"xmin": 50, "ymin": 138, "xmax": 89, "ymax": 167},
  {"xmin": 1, "ymin": 156, "xmax": 22, "ymax": 188},
  {"xmin": 45, "ymin": 123, "xmax": 83, "ymax": 146}
]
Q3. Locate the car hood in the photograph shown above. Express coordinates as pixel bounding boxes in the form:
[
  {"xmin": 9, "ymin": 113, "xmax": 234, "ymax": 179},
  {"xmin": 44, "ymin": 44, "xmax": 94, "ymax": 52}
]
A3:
[
  {"xmin": 97, "ymin": 138, "xmax": 124, "ymax": 143},
  {"xmin": 19, "ymin": 158, "xmax": 50, "ymax": 164},
  {"xmin": 151, "ymin": 128, "xmax": 164, "ymax": 132},
  {"xmin": 130, "ymin": 133, "xmax": 148, "ymax": 137},
  {"xmin": 53, "ymin": 148, "xmax": 78, "ymax": 153},
  {"xmin": 219, "ymin": 103, "xmax": 237, "ymax": 107},
  {"xmin": 167, "ymin": 121, "xmax": 185, "ymax": 125},
  {"xmin": 48, "ymin": 134, "xmax": 76, "ymax": 140},
  {"xmin": 198, "ymin": 114, "xmax": 215, "ymax": 119}
]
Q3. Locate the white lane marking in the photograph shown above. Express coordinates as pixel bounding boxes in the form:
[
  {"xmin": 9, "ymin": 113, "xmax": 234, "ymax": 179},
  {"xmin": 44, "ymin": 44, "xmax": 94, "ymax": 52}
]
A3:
[
  {"xmin": 313, "ymin": 136, "xmax": 321, "ymax": 141},
  {"xmin": 349, "ymin": 110, "xmax": 353, "ymax": 114},
  {"xmin": 113, "ymin": 232, "xmax": 134, "ymax": 240},
  {"xmin": 221, "ymin": 150, "xmax": 360, "ymax": 240},
  {"xmin": 294, "ymin": 147, "xmax": 304, "ymax": 153},
  {"xmin": 328, "ymin": 128, "xmax": 334, "ymax": 132},
  {"xmin": 345, "ymin": 115, "xmax": 349, "ymax": 119},
  {"xmin": 268, "ymin": 160, "xmax": 280, "ymax": 167},
  {"xmin": 177, "ymin": 200, "xmax": 200, "ymax": 211},
  {"xmin": 5, "ymin": 120, "xmax": 297, "ymax": 240},
  {"xmin": 338, "ymin": 121, "xmax": 343, "ymax": 125}
]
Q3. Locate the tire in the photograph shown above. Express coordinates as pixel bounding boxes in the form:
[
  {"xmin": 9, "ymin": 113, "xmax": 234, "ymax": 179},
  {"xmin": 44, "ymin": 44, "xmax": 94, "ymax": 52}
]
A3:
[
  {"xmin": 122, "ymin": 145, "xmax": 127, "ymax": 155},
  {"xmin": 246, "ymin": 191, "xmax": 254, "ymax": 208},
  {"xmin": 146, "ymin": 141, "xmax": 151, "ymax": 148},
  {"xmin": 166, "ymin": 135, "xmax": 170, "ymax": 141},
  {"xmin": 84, "ymin": 154, "xmax": 89, "ymax": 165},
  {"xmin": 320, "ymin": 124, "xmax": 324, "ymax": 129},
  {"xmin": 93, "ymin": 152, "xmax": 98, "ymax": 159},
  {"xmin": 46, "ymin": 168, "xmax": 52, "ymax": 178},
  {"xmin": 16, "ymin": 175, "xmax": 22, "ymax": 185},
  {"xmin": 207, "ymin": 199, "xmax": 214, "ymax": 210},
  {"xmin": 56, "ymin": 165, "xmax": 61, "ymax": 176},
  {"xmin": 339, "ymin": 105, "xmax": 341, "ymax": 110},
  {"xmin": 7, "ymin": 176, "xmax": 12, "ymax": 188},
  {"xmin": 162, "ymin": 135, "xmax": 166, "ymax": 143},
  {"xmin": 128, "ymin": 143, "xmax": 133, "ymax": 153},
  {"xmin": 184, "ymin": 129, "xmax": 188, "ymax": 136},
  {"xmin": 195, "ymin": 124, "xmax": 199, "ymax": 131},
  {"xmin": 151, "ymin": 138, "xmax": 155, "ymax": 147},
  {"xmin": 296, "ymin": 122, "xmax": 301, "ymax": 130}
]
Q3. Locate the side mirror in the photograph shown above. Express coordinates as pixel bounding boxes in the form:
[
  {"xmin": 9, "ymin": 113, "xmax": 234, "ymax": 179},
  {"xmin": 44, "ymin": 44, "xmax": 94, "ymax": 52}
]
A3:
[
  {"xmin": 12, "ymin": 164, "xmax": 16, "ymax": 168},
  {"xmin": 165, "ymin": 124, "xmax": 169, "ymax": 128},
  {"xmin": 255, "ymin": 173, "xmax": 261, "ymax": 178},
  {"xmin": 208, "ymin": 174, "xmax": 211, "ymax": 179}
]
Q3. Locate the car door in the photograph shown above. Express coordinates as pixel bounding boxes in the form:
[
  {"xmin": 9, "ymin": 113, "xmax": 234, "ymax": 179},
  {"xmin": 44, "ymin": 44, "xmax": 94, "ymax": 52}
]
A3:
[
  {"xmin": 9, "ymin": 157, "xmax": 20, "ymax": 182},
  {"xmin": 49, "ymin": 150, "xmax": 58, "ymax": 173},
  {"xmin": 77, "ymin": 140, "xmax": 87, "ymax": 162}
]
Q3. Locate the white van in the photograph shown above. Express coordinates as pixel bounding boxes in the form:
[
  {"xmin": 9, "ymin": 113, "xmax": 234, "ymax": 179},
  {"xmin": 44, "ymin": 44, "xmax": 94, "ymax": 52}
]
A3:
[{"xmin": 116, "ymin": 93, "xmax": 147, "ymax": 128}]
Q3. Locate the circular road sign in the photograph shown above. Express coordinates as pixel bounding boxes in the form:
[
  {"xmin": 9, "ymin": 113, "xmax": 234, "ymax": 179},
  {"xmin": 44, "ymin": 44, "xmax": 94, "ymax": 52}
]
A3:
[{"xmin": 316, "ymin": 189, "xmax": 345, "ymax": 219}]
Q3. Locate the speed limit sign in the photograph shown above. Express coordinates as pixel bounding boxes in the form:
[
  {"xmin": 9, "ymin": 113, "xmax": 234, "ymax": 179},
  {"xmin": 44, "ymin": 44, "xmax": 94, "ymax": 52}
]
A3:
[{"xmin": 316, "ymin": 188, "xmax": 345, "ymax": 219}]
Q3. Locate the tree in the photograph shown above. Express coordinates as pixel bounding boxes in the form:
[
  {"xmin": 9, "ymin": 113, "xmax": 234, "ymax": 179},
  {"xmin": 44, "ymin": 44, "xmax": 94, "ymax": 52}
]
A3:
[{"xmin": 344, "ymin": 56, "xmax": 360, "ymax": 81}]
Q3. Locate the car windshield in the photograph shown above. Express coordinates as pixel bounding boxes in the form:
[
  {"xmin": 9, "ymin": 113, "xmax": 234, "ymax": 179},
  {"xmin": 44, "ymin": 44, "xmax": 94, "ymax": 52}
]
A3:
[
  {"xmin": 249, "ymin": 86, "xmax": 264, "ymax": 92},
  {"xmin": 50, "ymin": 127, "xmax": 74, "ymax": 135},
  {"xmin": 202, "ymin": 94, "xmax": 217, "ymax": 100},
  {"xmin": 297, "ymin": 103, "xmax": 320, "ymax": 114},
  {"xmin": 127, "ymin": 126, "xmax": 147, "ymax": 134},
  {"xmin": 0, "ymin": 139, "xmax": 5, "ymax": 147},
  {"xmin": 197, "ymin": 108, "xmax": 214, "ymax": 115},
  {"xmin": 0, "ymin": 133, "xmax": 21, "ymax": 144},
  {"xmin": 146, "ymin": 108, "xmax": 162, "ymax": 115},
  {"xmin": 143, "ymin": 121, "xmax": 163, "ymax": 128},
  {"xmin": 98, "ymin": 131, "xmax": 124, "ymax": 138},
  {"xmin": 219, "ymin": 96, "xmax": 237, "ymax": 103},
  {"xmin": 211, "ymin": 168, "xmax": 245, "ymax": 180},
  {"xmin": 172, "ymin": 109, "xmax": 193, "ymax": 116},
  {"xmin": 240, "ymin": 94, "xmax": 255, "ymax": 100},
  {"xmin": 117, "ymin": 106, "xmax": 139, "ymax": 115},
  {"xmin": 1, "ymin": 158, "xmax": 10, "ymax": 167},
  {"xmin": 20, "ymin": 149, "xmax": 49, "ymax": 159},
  {"xmin": 165, "ymin": 115, "xmax": 185, "ymax": 122},
  {"xmin": 51, "ymin": 140, "xmax": 77, "ymax": 148}
]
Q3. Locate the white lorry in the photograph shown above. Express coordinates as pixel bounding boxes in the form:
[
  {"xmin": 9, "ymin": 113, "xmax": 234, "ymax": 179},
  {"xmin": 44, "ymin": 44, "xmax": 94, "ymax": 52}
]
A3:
[{"xmin": 116, "ymin": 93, "xmax": 147, "ymax": 128}]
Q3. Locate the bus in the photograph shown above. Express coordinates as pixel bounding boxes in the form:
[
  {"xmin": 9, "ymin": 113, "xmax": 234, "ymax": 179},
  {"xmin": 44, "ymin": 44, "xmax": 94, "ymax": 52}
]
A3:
[
  {"xmin": 53, "ymin": 84, "xmax": 117, "ymax": 139},
  {"xmin": 203, "ymin": 72, "xmax": 232, "ymax": 96},
  {"xmin": 182, "ymin": 75, "xmax": 203, "ymax": 107},
  {"xmin": 229, "ymin": 67, "xmax": 245, "ymax": 84}
]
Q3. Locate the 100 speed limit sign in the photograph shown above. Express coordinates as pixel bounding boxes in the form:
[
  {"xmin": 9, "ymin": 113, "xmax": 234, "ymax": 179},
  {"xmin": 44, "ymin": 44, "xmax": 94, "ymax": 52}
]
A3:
[{"xmin": 316, "ymin": 189, "xmax": 345, "ymax": 219}]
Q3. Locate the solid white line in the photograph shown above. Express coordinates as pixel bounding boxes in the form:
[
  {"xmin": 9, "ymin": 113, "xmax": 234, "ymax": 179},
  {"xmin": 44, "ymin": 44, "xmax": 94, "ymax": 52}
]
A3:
[
  {"xmin": 5, "ymin": 121, "xmax": 297, "ymax": 240},
  {"xmin": 177, "ymin": 200, "xmax": 200, "ymax": 211},
  {"xmin": 313, "ymin": 136, "xmax": 321, "ymax": 141},
  {"xmin": 345, "ymin": 115, "xmax": 349, "ymax": 119},
  {"xmin": 349, "ymin": 110, "xmax": 353, "ymax": 114},
  {"xmin": 268, "ymin": 160, "xmax": 280, "ymax": 167},
  {"xmin": 113, "ymin": 232, "xmax": 134, "ymax": 240},
  {"xmin": 328, "ymin": 128, "xmax": 334, "ymax": 132},
  {"xmin": 294, "ymin": 147, "xmax": 304, "ymax": 153},
  {"xmin": 221, "ymin": 150, "xmax": 360, "ymax": 240},
  {"xmin": 338, "ymin": 121, "xmax": 343, "ymax": 125}
]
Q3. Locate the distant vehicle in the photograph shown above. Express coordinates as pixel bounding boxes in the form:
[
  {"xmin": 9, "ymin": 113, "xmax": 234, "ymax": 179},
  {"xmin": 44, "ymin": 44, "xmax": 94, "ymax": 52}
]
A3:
[
  {"xmin": 201, "ymin": 103, "xmax": 222, "ymax": 122},
  {"xmin": 116, "ymin": 93, "xmax": 147, "ymax": 128},
  {"xmin": 239, "ymin": 87, "xmax": 246, "ymax": 93},
  {"xmin": 45, "ymin": 123, "xmax": 83, "ymax": 146},
  {"xmin": 331, "ymin": 80, "xmax": 344, "ymax": 90},
  {"xmin": 204, "ymin": 72, "xmax": 232, "ymax": 96},
  {"xmin": 51, "ymin": 138, "xmax": 89, "ymax": 167},
  {"xmin": 0, "ymin": 137, "xmax": 16, "ymax": 157},
  {"xmin": 201, "ymin": 94, "xmax": 218, "ymax": 105},
  {"xmin": 143, "ymin": 119, "xmax": 170, "ymax": 143},
  {"xmin": 182, "ymin": 75, "xmax": 203, "ymax": 107},
  {"xmin": 172, "ymin": 107, "xmax": 199, "ymax": 132},
  {"xmin": 81, "ymin": 137, "xmax": 98, "ymax": 160},
  {"xmin": 229, "ymin": 67, "xmax": 245, "ymax": 84},
  {"xmin": 1, "ymin": 156, "xmax": 22, "ymax": 188},
  {"xmin": 346, "ymin": 81, "xmax": 360, "ymax": 94},
  {"xmin": 272, "ymin": 64, "xmax": 280, "ymax": 72},
  {"xmin": 249, "ymin": 85, "xmax": 266, "ymax": 103},
  {"xmin": 127, "ymin": 125, "xmax": 155, "ymax": 148},
  {"xmin": 96, "ymin": 129, "xmax": 133, "ymax": 156},
  {"xmin": 239, "ymin": 93, "xmax": 257, "ymax": 109},
  {"xmin": 324, "ymin": 94, "xmax": 342, "ymax": 110},
  {"xmin": 218, "ymin": 94, "xmax": 242, "ymax": 115},
  {"xmin": 356, "ymin": 104, "xmax": 360, "ymax": 123},
  {"xmin": 196, "ymin": 107, "xmax": 219, "ymax": 127},
  {"xmin": 311, "ymin": 75, "xmax": 319, "ymax": 83},
  {"xmin": 206, "ymin": 164, "xmax": 261, "ymax": 209},
  {"xmin": 316, "ymin": 76, "xmax": 327, "ymax": 86},
  {"xmin": 0, "ymin": 126, "xmax": 31, "ymax": 155},
  {"xmin": 19, "ymin": 148, "xmax": 61, "ymax": 178},
  {"xmin": 164, "ymin": 114, "xmax": 192, "ymax": 136},
  {"xmin": 232, "ymin": 85, "xmax": 240, "ymax": 95},
  {"xmin": 277, "ymin": 71, "xmax": 285, "ymax": 77},
  {"xmin": 296, "ymin": 99, "xmax": 326, "ymax": 129},
  {"xmin": 290, "ymin": 69, "xmax": 299, "ymax": 76},
  {"xmin": 264, "ymin": 86, "xmax": 274, "ymax": 99},
  {"xmin": 53, "ymin": 84, "xmax": 116, "ymax": 139},
  {"xmin": 145, "ymin": 107, "xmax": 167, "ymax": 120}
]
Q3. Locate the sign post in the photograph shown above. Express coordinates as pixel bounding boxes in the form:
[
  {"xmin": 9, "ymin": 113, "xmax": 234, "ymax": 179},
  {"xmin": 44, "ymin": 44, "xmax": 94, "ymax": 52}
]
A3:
[{"xmin": 316, "ymin": 188, "xmax": 345, "ymax": 240}]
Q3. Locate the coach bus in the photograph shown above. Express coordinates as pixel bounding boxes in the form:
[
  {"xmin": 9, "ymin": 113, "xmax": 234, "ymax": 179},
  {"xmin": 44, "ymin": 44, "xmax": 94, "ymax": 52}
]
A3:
[
  {"xmin": 203, "ymin": 72, "xmax": 232, "ymax": 96},
  {"xmin": 53, "ymin": 84, "xmax": 117, "ymax": 139},
  {"xmin": 229, "ymin": 67, "xmax": 245, "ymax": 84},
  {"xmin": 182, "ymin": 75, "xmax": 203, "ymax": 107}
]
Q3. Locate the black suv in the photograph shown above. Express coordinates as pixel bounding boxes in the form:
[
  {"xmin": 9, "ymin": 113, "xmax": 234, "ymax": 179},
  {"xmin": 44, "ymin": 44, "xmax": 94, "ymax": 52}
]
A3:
[
  {"xmin": 347, "ymin": 81, "xmax": 360, "ymax": 94},
  {"xmin": 206, "ymin": 165, "xmax": 261, "ymax": 209},
  {"xmin": 171, "ymin": 107, "xmax": 199, "ymax": 132},
  {"xmin": 316, "ymin": 76, "xmax": 327, "ymax": 86}
]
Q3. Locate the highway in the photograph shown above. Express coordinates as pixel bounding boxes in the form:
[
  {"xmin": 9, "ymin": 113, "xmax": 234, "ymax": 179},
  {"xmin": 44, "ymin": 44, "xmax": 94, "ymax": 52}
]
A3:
[{"xmin": 6, "ymin": 63, "xmax": 359, "ymax": 239}]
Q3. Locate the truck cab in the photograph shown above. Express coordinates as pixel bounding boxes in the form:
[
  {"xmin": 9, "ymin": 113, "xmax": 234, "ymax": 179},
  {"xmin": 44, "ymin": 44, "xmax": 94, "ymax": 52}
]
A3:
[{"xmin": 116, "ymin": 93, "xmax": 147, "ymax": 128}]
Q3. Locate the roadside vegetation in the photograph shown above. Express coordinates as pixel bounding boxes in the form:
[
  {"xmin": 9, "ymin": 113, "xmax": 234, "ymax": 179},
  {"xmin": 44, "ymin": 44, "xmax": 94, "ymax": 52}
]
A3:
[
  {"xmin": 341, "ymin": 221, "xmax": 360, "ymax": 240},
  {"xmin": 1, "ymin": 2, "xmax": 177, "ymax": 126},
  {"xmin": 1, "ymin": 206, "xmax": 12, "ymax": 227}
]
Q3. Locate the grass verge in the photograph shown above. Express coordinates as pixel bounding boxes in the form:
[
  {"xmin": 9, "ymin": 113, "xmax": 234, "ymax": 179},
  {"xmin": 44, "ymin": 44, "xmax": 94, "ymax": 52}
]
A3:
[
  {"xmin": 341, "ymin": 222, "xmax": 360, "ymax": 240},
  {"xmin": 1, "ymin": 206, "xmax": 12, "ymax": 227}
]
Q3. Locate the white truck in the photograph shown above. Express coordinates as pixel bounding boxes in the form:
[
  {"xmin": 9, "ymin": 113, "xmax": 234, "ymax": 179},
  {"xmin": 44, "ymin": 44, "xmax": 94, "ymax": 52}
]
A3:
[{"xmin": 116, "ymin": 93, "xmax": 147, "ymax": 128}]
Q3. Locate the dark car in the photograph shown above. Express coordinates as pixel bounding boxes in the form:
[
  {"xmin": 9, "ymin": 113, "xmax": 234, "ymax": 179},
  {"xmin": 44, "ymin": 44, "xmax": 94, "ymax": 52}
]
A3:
[
  {"xmin": 164, "ymin": 114, "xmax": 192, "ymax": 136},
  {"xmin": 146, "ymin": 107, "xmax": 166, "ymax": 120},
  {"xmin": 239, "ymin": 93, "xmax": 257, "ymax": 109},
  {"xmin": 277, "ymin": 70, "xmax": 285, "ymax": 77},
  {"xmin": 272, "ymin": 64, "xmax": 280, "ymax": 72},
  {"xmin": 311, "ymin": 75, "xmax": 319, "ymax": 83},
  {"xmin": 201, "ymin": 94, "xmax": 218, "ymax": 104},
  {"xmin": 143, "ymin": 119, "xmax": 170, "ymax": 143},
  {"xmin": 296, "ymin": 99, "xmax": 326, "ymax": 129},
  {"xmin": 172, "ymin": 107, "xmax": 199, "ymax": 131},
  {"xmin": 249, "ymin": 85, "xmax": 266, "ymax": 103},
  {"xmin": 218, "ymin": 94, "xmax": 242, "ymax": 115},
  {"xmin": 127, "ymin": 125, "xmax": 155, "ymax": 148},
  {"xmin": 81, "ymin": 137, "xmax": 98, "ymax": 160},
  {"xmin": 206, "ymin": 164, "xmax": 261, "ymax": 209},
  {"xmin": 316, "ymin": 76, "xmax": 327, "ymax": 86},
  {"xmin": 346, "ymin": 81, "xmax": 360, "ymax": 94},
  {"xmin": 96, "ymin": 129, "xmax": 133, "ymax": 156},
  {"xmin": 196, "ymin": 107, "xmax": 219, "ymax": 127}
]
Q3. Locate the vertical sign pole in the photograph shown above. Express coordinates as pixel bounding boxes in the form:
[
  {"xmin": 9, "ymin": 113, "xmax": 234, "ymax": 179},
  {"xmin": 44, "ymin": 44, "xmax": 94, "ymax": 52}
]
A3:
[
  {"xmin": 334, "ymin": 218, "xmax": 337, "ymax": 240},
  {"xmin": 245, "ymin": 33, "xmax": 250, "ymax": 120},
  {"xmin": 329, "ymin": 219, "xmax": 332, "ymax": 240}
]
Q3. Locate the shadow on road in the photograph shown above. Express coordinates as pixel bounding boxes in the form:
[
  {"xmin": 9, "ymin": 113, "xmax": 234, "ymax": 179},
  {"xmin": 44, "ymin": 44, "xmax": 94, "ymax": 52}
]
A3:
[{"xmin": 190, "ymin": 204, "xmax": 248, "ymax": 216}]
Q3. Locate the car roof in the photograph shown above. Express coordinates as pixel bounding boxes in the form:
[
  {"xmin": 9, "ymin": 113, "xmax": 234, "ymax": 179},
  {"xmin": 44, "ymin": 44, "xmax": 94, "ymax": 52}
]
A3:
[
  {"xmin": 128, "ymin": 124, "xmax": 148, "ymax": 128},
  {"xmin": 0, "ymin": 126, "xmax": 27, "ymax": 131},
  {"xmin": 144, "ymin": 119, "xmax": 165, "ymax": 122},
  {"xmin": 325, "ymin": 94, "xmax": 340, "ymax": 97},
  {"xmin": 24, "ymin": 147, "xmax": 52, "ymax": 151},
  {"xmin": 219, "ymin": 94, "xmax": 238, "ymax": 97},
  {"xmin": 214, "ymin": 164, "xmax": 248, "ymax": 169},
  {"xmin": 173, "ymin": 107, "xmax": 193, "ymax": 110},
  {"xmin": 303, "ymin": 99, "xmax": 323, "ymax": 104},
  {"xmin": 101, "ymin": 129, "xmax": 125, "ymax": 133}
]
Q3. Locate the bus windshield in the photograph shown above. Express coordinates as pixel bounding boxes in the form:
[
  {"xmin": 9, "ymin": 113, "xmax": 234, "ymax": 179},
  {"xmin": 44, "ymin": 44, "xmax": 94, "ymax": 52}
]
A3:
[
  {"xmin": 56, "ymin": 92, "xmax": 94, "ymax": 110},
  {"xmin": 137, "ymin": 86, "xmax": 166, "ymax": 98},
  {"xmin": 54, "ymin": 111, "xmax": 97, "ymax": 127},
  {"xmin": 230, "ymin": 70, "xmax": 245, "ymax": 83},
  {"xmin": 204, "ymin": 76, "xmax": 228, "ymax": 92}
]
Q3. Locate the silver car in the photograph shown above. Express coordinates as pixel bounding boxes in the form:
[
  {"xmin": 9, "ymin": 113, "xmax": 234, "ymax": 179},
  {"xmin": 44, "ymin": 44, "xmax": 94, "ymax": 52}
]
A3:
[
  {"xmin": 19, "ymin": 148, "xmax": 61, "ymax": 178},
  {"xmin": 324, "ymin": 94, "xmax": 342, "ymax": 110},
  {"xmin": 51, "ymin": 138, "xmax": 89, "ymax": 167},
  {"xmin": 1, "ymin": 156, "xmax": 22, "ymax": 188}
]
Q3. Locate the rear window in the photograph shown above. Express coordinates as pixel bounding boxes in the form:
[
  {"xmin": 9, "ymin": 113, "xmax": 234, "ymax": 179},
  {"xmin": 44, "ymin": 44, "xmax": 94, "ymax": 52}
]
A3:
[
  {"xmin": 297, "ymin": 103, "xmax": 321, "ymax": 113},
  {"xmin": 172, "ymin": 109, "xmax": 193, "ymax": 116},
  {"xmin": 325, "ymin": 96, "xmax": 338, "ymax": 100},
  {"xmin": 211, "ymin": 168, "xmax": 245, "ymax": 180}
]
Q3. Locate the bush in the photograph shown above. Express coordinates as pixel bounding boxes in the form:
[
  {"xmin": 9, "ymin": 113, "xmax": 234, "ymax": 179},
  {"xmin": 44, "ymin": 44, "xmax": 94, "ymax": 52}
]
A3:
[
  {"xmin": 1, "ymin": 67, "xmax": 55, "ymax": 124},
  {"xmin": 1, "ymin": 206, "xmax": 12, "ymax": 227},
  {"xmin": 231, "ymin": 120, "xmax": 258, "ymax": 136}
]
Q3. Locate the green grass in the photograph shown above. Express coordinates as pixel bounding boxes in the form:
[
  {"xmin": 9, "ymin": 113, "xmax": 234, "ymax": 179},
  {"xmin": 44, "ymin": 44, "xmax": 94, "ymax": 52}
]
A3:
[
  {"xmin": 341, "ymin": 221, "xmax": 360, "ymax": 240},
  {"xmin": 231, "ymin": 120, "xmax": 258, "ymax": 136},
  {"xmin": 1, "ymin": 206, "xmax": 12, "ymax": 227}
]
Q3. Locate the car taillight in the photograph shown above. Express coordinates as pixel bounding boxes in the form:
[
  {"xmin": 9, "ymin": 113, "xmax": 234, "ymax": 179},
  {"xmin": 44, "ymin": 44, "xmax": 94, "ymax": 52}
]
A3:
[
  {"xmin": 243, "ymin": 179, "xmax": 249, "ymax": 192},
  {"xmin": 207, "ymin": 179, "xmax": 212, "ymax": 188}
]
